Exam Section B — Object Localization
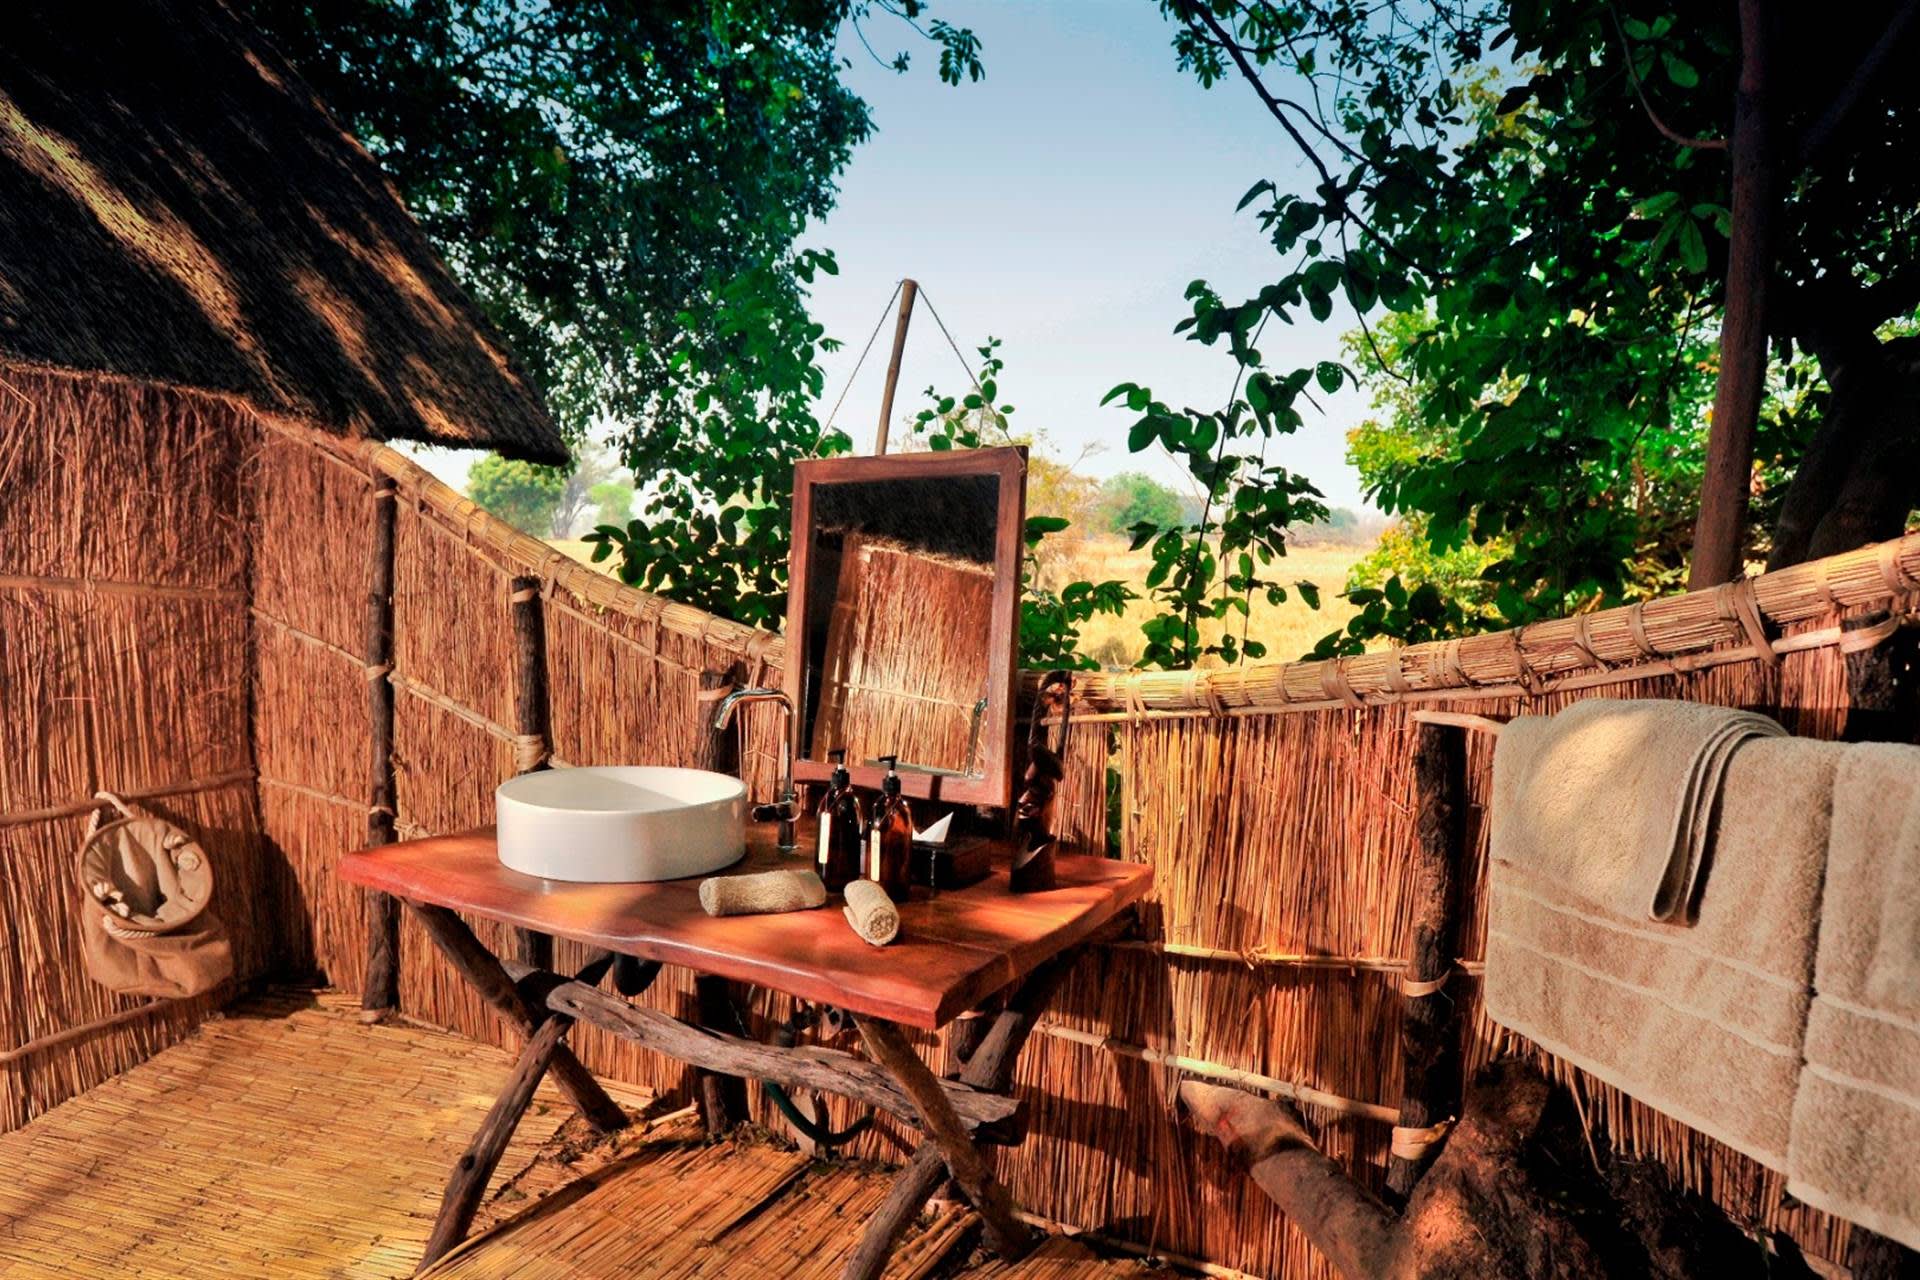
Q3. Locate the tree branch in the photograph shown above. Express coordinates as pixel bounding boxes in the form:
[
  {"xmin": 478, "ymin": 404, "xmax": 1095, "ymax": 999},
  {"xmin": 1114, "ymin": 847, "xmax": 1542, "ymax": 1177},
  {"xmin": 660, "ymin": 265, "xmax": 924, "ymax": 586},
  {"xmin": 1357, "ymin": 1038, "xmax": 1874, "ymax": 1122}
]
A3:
[{"xmin": 1607, "ymin": 6, "xmax": 1728, "ymax": 152}]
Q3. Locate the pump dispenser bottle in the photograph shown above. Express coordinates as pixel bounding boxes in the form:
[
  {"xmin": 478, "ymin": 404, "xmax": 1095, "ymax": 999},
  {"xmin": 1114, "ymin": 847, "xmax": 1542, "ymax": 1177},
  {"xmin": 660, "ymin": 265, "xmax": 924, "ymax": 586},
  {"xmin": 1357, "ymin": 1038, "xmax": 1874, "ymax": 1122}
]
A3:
[
  {"xmin": 865, "ymin": 755, "xmax": 914, "ymax": 903},
  {"xmin": 814, "ymin": 749, "xmax": 864, "ymax": 893}
]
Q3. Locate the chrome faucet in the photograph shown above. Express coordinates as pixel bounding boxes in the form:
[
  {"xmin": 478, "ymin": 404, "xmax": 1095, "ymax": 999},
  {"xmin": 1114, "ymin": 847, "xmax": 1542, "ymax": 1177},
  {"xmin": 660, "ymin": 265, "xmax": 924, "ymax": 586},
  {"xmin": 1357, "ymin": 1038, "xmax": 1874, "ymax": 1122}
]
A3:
[{"xmin": 712, "ymin": 687, "xmax": 800, "ymax": 851}]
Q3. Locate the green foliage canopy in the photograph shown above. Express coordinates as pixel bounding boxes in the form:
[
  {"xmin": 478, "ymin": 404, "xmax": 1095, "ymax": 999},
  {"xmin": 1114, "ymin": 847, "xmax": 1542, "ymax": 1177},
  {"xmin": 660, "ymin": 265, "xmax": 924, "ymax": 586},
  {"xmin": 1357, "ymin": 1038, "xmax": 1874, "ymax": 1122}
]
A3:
[{"xmin": 468, "ymin": 455, "xmax": 566, "ymax": 537}]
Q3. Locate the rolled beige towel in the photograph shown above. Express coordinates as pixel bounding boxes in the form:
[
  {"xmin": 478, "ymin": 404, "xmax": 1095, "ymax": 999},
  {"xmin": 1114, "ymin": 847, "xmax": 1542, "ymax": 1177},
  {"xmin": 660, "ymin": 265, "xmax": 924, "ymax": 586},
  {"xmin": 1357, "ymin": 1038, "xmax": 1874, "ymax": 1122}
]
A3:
[
  {"xmin": 698, "ymin": 868, "xmax": 826, "ymax": 918},
  {"xmin": 842, "ymin": 878, "xmax": 899, "ymax": 947}
]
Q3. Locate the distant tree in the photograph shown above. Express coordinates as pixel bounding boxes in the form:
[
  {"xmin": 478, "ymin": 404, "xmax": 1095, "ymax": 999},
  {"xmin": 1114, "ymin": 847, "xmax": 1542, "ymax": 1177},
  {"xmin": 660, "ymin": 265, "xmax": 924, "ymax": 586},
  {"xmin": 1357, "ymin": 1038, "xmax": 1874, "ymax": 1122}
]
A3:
[
  {"xmin": 1096, "ymin": 472, "xmax": 1186, "ymax": 537},
  {"xmin": 252, "ymin": 0, "xmax": 983, "ymax": 628},
  {"xmin": 468, "ymin": 455, "xmax": 566, "ymax": 536},
  {"xmin": 589, "ymin": 480, "xmax": 635, "ymax": 531}
]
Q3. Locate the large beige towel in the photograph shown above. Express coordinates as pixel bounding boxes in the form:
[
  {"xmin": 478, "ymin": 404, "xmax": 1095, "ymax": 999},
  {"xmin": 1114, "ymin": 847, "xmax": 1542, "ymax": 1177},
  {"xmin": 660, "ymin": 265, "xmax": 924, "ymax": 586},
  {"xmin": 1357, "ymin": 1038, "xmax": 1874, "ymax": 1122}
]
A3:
[
  {"xmin": 1491, "ymin": 699, "xmax": 1785, "ymax": 922},
  {"xmin": 1788, "ymin": 743, "xmax": 1920, "ymax": 1250},
  {"xmin": 1487, "ymin": 737, "xmax": 1842, "ymax": 1171}
]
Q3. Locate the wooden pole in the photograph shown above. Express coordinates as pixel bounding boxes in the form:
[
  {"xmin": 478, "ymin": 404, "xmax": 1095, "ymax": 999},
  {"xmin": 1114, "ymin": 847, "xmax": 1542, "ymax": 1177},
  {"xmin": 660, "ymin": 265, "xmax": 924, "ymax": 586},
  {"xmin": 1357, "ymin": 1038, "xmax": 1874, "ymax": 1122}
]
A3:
[
  {"xmin": 872, "ymin": 278, "xmax": 919, "ymax": 456},
  {"xmin": 362, "ymin": 472, "xmax": 400, "ymax": 1014},
  {"xmin": 508, "ymin": 574, "xmax": 554, "ymax": 971},
  {"xmin": 1385, "ymin": 721, "xmax": 1469, "ymax": 1200},
  {"xmin": 1839, "ymin": 611, "xmax": 1920, "ymax": 1280},
  {"xmin": 693, "ymin": 662, "xmax": 749, "ymax": 1134}
]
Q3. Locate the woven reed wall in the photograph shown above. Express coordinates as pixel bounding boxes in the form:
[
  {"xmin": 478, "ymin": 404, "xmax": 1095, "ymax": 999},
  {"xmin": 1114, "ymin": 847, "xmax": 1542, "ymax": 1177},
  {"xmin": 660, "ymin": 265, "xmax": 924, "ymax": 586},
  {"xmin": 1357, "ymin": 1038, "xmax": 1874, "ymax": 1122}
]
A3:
[
  {"xmin": 0, "ymin": 366, "xmax": 275, "ymax": 1132},
  {"xmin": 0, "ymin": 385, "xmax": 1900, "ymax": 1274},
  {"xmin": 217, "ymin": 423, "xmax": 1920, "ymax": 1275}
]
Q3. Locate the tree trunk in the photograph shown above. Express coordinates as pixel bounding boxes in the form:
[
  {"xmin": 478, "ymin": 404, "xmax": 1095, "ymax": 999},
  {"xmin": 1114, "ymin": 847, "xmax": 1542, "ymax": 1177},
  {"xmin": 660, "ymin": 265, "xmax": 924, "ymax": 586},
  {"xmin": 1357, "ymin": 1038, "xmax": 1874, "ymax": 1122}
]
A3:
[
  {"xmin": 1689, "ymin": 0, "xmax": 1776, "ymax": 590},
  {"xmin": 1768, "ymin": 334, "xmax": 1920, "ymax": 569}
]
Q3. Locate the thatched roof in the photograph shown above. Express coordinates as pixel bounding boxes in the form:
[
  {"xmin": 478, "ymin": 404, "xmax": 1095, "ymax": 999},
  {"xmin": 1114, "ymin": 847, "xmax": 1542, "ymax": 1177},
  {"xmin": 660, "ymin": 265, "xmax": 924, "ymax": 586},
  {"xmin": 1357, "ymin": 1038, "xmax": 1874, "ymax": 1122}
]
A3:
[{"xmin": 0, "ymin": 0, "xmax": 566, "ymax": 463}]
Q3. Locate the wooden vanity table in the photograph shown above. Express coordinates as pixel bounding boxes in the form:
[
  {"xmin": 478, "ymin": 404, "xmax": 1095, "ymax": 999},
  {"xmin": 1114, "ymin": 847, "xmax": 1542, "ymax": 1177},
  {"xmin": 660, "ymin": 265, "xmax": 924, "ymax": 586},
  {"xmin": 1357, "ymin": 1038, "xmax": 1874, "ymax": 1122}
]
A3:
[{"xmin": 338, "ymin": 825, "xmax": 1150, "ymax": 1278}]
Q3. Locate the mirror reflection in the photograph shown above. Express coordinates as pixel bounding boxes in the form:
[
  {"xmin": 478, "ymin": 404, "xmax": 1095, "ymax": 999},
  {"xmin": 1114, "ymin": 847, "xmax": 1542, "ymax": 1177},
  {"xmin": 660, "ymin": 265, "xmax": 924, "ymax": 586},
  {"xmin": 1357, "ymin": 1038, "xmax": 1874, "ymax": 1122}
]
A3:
[{"xmin": 797, "ymin": 472, "xmax": 999, "ymax": 778}]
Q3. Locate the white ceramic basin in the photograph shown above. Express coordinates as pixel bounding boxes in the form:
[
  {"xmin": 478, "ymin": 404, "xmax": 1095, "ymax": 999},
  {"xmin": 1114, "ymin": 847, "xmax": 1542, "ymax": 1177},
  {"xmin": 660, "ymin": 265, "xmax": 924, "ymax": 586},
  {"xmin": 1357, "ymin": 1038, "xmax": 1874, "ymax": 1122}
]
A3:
[{"xmin": 496, "ymin": 766, "xmax": 746, "ymax": 883}]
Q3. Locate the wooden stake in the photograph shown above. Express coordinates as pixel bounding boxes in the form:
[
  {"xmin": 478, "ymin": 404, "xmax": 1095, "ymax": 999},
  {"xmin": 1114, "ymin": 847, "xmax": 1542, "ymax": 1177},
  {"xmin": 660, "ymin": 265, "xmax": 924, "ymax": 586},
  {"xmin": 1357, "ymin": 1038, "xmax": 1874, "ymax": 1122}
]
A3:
[
  {"xmin": 857, "ymin": 1015, "xmax": 1033, "ymax": 1261},
  {"xmin": 508, "ymin": 573, "xmax": 554, "ymax": 971},
  {"xmin": 362, "ymin": 472, "xmax": 400, "ymax": 1013},
  {"xmin": 694, "ymin": 974, "xmax": 749, "ymax": 1137},
  {"xmin": 872, "ymin": 278, "xmax": 918, "ymax": 455},
  {"xmin": 1386, "ymin": 721, "xmax": 1469, "ymax": 1200}
]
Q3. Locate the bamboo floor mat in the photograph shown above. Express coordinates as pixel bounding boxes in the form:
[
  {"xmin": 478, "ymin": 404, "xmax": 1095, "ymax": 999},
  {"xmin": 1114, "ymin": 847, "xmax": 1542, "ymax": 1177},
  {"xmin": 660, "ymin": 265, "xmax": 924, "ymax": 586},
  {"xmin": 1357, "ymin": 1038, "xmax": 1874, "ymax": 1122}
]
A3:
[
  {"xmin": 0, "ymin": 991, "xmax": 1164, "ymax": 1279},
  {"xmin": 0, "ymin": 991, "xmax": 650, "ymax": 1278}
]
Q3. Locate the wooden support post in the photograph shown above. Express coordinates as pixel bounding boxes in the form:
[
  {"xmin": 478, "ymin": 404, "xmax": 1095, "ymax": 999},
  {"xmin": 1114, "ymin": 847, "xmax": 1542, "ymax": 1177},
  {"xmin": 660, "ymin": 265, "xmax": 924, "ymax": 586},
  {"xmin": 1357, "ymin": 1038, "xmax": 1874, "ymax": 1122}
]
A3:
[
  {"xmin": 508, "ymin": 573, "xmax": 555, "ymax": 971},
  {"xmin": 694, "ymin": 973, "xmax": 749, "ymax": 1136},
  {"xmin": 1385, "ymin": 720, "xmax": 1469, "ymax": 1200},
  {"xmin": 856, "ymin": 1017, "xmax": 1033, "ymax": 1261},
  {"xmin": 1840, "ymin": 611, "xmax": 1920, "ymax": 1279},
  {"xmin": 698, "ymin": 666, "xmax": 743, "ymax": 776},
  {"xmin": 417, "ymin": 951, "xmax": 615, "ymax": 1273},
  {"xmin": 873, "ymin": 278, "xmax": 918, "ymax": 455},
  {"xmin": 841, "ymin": 936, "xmax": 1095, "ymax": 1280},
  {"xmin": 409, "ymin": 902, "xmax": 627, "ymax": 1133},
  {"xmin": 362, "ymin": 472, "xmax": 401, "ymax": 1014}
]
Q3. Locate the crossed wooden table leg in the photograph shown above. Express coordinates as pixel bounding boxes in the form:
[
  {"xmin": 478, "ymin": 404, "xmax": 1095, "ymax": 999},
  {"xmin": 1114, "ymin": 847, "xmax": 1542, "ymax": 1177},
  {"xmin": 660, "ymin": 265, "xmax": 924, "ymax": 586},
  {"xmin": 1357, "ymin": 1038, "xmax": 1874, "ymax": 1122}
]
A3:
[{"xmin": 404, "ymin": 900, "xmax": 1069, "ymax": 1277}]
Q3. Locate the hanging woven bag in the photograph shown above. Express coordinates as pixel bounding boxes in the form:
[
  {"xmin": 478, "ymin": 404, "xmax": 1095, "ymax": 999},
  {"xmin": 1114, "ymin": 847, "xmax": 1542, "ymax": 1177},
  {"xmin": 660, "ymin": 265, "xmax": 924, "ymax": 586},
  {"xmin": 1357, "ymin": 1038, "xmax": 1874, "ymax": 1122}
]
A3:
[{"xmin": 74, "ymin": 792, "xmax": 232, "ymax": 999}]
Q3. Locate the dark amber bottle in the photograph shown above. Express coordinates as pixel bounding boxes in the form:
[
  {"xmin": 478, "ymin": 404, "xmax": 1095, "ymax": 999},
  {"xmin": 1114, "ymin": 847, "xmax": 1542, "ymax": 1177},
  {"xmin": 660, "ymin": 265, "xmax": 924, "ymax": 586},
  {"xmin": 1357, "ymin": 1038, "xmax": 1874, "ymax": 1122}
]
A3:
[
  {"xmin": 865, "ymin": 755, "xmax": 914, "ymax": 903},
  {"xmin": 814, "ymin": 749, "xmax": 864, "ymax": 893}
]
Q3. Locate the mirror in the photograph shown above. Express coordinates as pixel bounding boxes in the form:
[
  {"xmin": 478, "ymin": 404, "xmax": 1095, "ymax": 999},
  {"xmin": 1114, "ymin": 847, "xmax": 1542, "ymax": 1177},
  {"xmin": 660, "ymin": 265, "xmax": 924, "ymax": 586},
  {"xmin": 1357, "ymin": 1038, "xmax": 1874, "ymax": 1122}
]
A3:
[{"xmin": 786, "ymin": 446, "xmax": 1026, "ymax": 807}]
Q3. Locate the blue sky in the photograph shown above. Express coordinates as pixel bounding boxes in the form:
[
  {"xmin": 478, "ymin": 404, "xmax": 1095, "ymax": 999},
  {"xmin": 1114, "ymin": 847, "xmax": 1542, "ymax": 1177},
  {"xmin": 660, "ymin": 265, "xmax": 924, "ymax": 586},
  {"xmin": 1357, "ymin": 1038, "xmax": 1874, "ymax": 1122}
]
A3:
[
  {"xmin": 806, "ymin": 0, "xmax": 1371, "ymax": 510},
  {"xmin": 413, "ymin": 1, "xmax": 1373, "ymax": 511}
]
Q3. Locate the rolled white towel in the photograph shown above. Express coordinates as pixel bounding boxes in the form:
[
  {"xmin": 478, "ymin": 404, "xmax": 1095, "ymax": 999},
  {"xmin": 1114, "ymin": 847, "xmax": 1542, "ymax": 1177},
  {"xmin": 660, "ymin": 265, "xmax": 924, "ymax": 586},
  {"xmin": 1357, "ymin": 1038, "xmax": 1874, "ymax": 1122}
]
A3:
[
  {"xmin": 698, "ymin": 868, "xmax": 826, "ymax": 918},
  {"xmin": 842, "ymin": 878, "xmax": 899, "ymax": 947}
]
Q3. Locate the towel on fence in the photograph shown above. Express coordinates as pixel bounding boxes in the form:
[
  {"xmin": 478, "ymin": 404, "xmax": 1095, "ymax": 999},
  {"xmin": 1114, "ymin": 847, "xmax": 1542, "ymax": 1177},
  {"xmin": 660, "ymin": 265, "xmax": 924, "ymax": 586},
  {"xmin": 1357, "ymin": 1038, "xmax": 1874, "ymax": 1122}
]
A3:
[
  {"xmin": 697, "ymin": 868, "xmax": 826, "ymax": 918},
  {"xmin": 842, "ymin": 879, "xmax": 900, "ymax": 947},
  {"xmin": 1787, "ymin": 742, "xmax": 1920, "ymax": 1251},
  {"xmin": 1491, "ymin": 699, "xmax": 1786, "ymax": 923},
  {"xmin": 1486, "ymin": 736, "xmax": 1842, "ymax": 1171}
]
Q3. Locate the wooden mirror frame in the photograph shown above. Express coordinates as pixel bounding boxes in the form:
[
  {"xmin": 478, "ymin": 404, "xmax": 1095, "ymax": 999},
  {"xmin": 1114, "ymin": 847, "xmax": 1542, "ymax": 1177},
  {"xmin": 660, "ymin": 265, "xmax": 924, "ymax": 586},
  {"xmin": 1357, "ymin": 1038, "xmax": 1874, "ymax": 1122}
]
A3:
[{"xmin": 784, "ymin": 445, "xmax": 1027, "ymax": 808}]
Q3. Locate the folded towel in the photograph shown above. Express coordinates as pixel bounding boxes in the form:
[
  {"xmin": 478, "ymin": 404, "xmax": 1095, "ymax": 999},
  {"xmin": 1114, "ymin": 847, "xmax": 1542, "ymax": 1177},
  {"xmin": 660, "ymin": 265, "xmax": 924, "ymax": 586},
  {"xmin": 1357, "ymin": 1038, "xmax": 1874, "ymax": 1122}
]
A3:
[
  {"xmin": 697, "ymin": 868, "xmax": 826, "ymax": 918},
  {"xmin": 1487, "ymin": 736, "xmax": 1842, "ymax": 1171},
  {"xmin": 842, "ymin": 878, "xmax": 899, "ymax": 947},
  {"xmin": 1788, "ymin": 743, "xmax": 1920, "ymax": 1251},
  {"xmin": 1491, "ymin": 699, "xmax": 1785, "ymax": 922}
]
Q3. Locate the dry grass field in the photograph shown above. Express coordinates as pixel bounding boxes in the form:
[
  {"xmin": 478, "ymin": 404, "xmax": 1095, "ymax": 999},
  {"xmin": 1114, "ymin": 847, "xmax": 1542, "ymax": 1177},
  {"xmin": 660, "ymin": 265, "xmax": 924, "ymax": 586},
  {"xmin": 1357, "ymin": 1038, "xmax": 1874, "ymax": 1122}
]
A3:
[
  {"xmin": 549, "ymin": 533, "xmax": 1375, "ymax": 670},
  {"xmin": 1044, "ymin": 534, "xmax": 1372, "ymax": 669}
]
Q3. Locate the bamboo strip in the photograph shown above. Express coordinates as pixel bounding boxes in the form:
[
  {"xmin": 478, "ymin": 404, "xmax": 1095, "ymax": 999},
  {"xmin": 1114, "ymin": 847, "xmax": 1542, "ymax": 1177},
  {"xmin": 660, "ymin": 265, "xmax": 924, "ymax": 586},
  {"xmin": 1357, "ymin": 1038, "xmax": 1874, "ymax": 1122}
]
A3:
[
  {"xmin": 1031, "ymin": 1022, "xmax": 1398, "ymax": 1123},
  {"xmin": 256, "ymin": 775, "xmax": 372, "ymax": 814},
  {"xmin": 0, "ymin": 574, "xmax": 249, "ymax": 603},
  {"xmin": 0, "ymin": 994, "xmax": 213, "ymax": 1066},
  {"xmin": 389, "ymin": 670, "xmax": 571, "ymax": 767},
  {"xmin": 0, "ymin": 769, "xmax": 256, "ymax": 827},
  {"xmin": 248, "ymin": 608, "xmax": 359, "ymax": 668}
]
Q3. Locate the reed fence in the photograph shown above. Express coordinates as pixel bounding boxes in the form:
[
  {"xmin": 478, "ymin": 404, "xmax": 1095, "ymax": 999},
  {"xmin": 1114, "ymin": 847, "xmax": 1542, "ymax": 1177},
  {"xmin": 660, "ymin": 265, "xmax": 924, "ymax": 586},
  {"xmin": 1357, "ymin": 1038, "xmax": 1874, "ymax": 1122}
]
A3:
[{"xmin": 7, "ymin": 361, "xmax": 1915, "ymax": 1277}]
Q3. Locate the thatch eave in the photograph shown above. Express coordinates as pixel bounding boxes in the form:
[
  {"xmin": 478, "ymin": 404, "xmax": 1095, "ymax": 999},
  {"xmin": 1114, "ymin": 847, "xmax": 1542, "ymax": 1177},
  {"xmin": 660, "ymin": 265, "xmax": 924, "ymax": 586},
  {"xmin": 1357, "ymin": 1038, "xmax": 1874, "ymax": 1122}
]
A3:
[{"xmin": 0, "ymin": 0, "xmax": 568, "ymax": 466}]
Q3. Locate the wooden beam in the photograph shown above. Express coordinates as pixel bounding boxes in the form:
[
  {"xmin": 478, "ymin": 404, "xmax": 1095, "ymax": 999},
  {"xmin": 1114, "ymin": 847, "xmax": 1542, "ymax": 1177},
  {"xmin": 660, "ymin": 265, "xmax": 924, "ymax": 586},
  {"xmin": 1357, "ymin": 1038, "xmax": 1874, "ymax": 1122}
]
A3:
[
  {"xmin": 541, "ymin": 976, "xmax": 1024, "ymax": 1141},
  {"xmin": 362, "ymin": 472, "xmax": 400, "ymax": 1014},
  {"xmin": 1386, "ymin": 721, "xmax": 1470, "ymax": 1199},
  {"xmin": 409, "ymin": 903, "xmax": 626, "ymax": 1133},
  {"xmin": 856, "ymin": 1016, "xmax": 1033, "ymax": 1260},
  {"xmin": 508, "ymin": 574, "xmax": 554, "ymax": 971}
]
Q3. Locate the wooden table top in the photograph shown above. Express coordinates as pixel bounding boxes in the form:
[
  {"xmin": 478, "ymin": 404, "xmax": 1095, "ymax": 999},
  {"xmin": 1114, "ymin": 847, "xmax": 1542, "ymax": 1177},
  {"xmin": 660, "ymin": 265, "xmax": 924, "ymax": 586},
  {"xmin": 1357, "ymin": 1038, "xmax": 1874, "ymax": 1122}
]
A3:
[{"xmin": 339, "ymin": 827, "xmax": 1151, "ymax": 1030}]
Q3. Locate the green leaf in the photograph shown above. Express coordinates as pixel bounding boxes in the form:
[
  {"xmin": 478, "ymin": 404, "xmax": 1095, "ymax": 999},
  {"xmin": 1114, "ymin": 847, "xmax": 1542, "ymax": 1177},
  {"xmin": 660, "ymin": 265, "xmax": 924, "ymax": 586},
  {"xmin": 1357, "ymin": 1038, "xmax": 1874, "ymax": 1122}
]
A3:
[{"xmin": 1661, "ymin": 51, "xmax": 1698, "ymax": 89}]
